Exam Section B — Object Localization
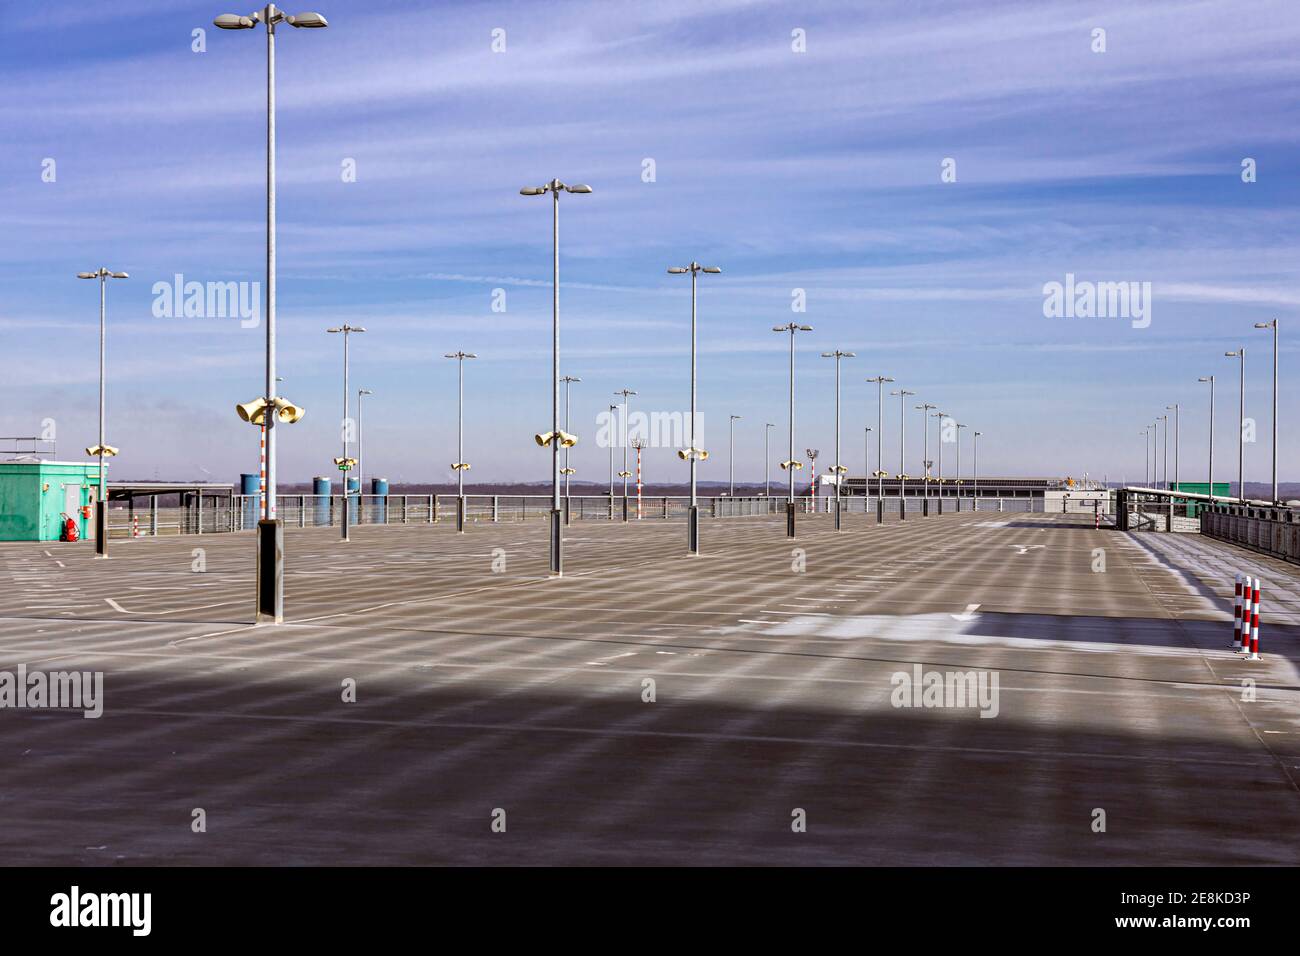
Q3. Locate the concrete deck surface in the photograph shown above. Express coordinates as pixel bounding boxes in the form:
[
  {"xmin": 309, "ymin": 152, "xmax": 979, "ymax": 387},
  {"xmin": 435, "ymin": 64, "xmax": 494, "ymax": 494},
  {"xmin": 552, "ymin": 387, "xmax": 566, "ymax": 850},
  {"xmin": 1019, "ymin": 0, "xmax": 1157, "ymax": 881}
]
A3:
[{"xmin": 1, "ymin": 511, "xmax": 1296, "ymax": 865}]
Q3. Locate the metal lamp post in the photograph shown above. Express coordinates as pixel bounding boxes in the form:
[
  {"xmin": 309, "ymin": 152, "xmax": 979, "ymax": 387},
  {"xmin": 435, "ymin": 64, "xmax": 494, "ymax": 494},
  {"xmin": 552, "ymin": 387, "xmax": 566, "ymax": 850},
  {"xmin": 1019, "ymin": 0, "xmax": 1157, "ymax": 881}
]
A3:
[
  {"xmin": 357, "ymin": 387, "xmax": 372, "ymax": 510},
  {"xmin": 915, "ymin": 401, "xmax": 937, "ymax": 515},
  {"xmin": 1154, "ymin": 420, "xmax": 1161, "ymax": 488},
  {"xmin": 822, "ymin": 350, "xmax": 855, "ymax": 530},
  {"xmin": 775, "ymin": 323, "xmax": 813, "ymax": 537},
  {"xmin": 728, "ymin": 415, "xmax": 741, "ymax": 497},
  {"xmin": 866, "ymin": 376, "xmax": 893, "ymax": 523},
  {"xmin": 1154, "ymin": 420, "xmax": 1162, "ymax": 487},
  {"xmin": 954, "ymin": 422, "xmax": 967, "ymax": 510},
  {"xmin": 1254, "ymin": 320, "xmax": 1279, "ymax": 502},
  {"xmin": 520, "ymin": 177, "xmax": 592, "ymax": 575},
  {"xmin": 1166, "ymin": 403, "xmax": 1179, "ymax": 491},
  {"xmin": 1157, "ymin": 420, "xmax": 1165, "ymax": 487},
  {"xmin": 1199, "ymin": 375, "xmax": 1216, "ymax": 497},
  {"xmin": 1144, "ymin": 424, "xmax": 1154, "ymax": 486},
  {"xmin": 614, "ymin": 388, "xmax": 637, "ymax": 522},
  {"xmin": 973, "ymin": 430, "xmax": 982, "ymax": 509},
  {"xmin": 932, "ymin": 412, "xmax": 947, "ymax": 513},
  {"xmin": 77, "ymin": 267, "xmax": 129, "ymax": 557},
  {"xmin": 326, "ymin": 324, "xmax": 365, "ymax": 541},
  {"xmin": 215, "ymin": 4, "xmax": 328, "ymax": 622},
  {"xmin": 890, "ymin": 388, "xmax": 916, "ymax": 519},
  {"xmin": 560, "ymin": 374, "xmax": 581, "ymax": 523},
  {"xmin": 631, "ymin": 437, "xmax": 647, "ymax": 519},
  {"xmin": 668, "ymin": 262, "xmax": 720, "ymax": 553},
  {"xmin": 446, "ymin": 351, "xmax": 477, "ymax": 532},
  {"xmin": 806, "ymin": 448, "xmax": 820, "ymax": 514},
  {"xmin": 607, "ymin": 403, "xmax": 617, "ymax": 518},
  {"xmin": 863, "ymin": 425, "xmax": 872, "ymax": 503},
  {"xmin": 765, "ymin": 423, "xmax": 775, "ymax": 500},
  {"xmin": 1158, "ymin": 414, "xmax": 1168, "ymax": 491},
  {"xmin": 1225, "ymin": 348, "xmax": 1246, "ymax": 500}
]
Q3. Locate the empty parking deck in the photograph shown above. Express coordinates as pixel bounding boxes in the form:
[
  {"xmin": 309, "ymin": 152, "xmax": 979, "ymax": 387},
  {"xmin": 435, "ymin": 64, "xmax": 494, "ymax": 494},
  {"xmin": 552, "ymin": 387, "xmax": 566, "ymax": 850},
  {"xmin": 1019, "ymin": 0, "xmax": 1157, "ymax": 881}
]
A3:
[{"xmin": 0, "ymin": 511, "xmax": 1296, "ymax": 865}]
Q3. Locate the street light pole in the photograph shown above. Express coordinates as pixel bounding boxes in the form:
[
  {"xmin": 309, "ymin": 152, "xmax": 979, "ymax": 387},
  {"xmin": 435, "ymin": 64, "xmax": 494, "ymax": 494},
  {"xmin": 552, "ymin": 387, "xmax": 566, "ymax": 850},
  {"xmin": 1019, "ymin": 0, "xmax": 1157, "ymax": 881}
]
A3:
[
  {"xmin": 327, "ymin": 324, "xmax": 365, "ymax": 542},
  {"xmin": 560, "ymin": 374, "xmax": 581, "ymax": 523},
  {"xmin": 865, "ymin": 375, "xmax": 893, "ymax": 523},
  {"xmin": 1225, "ymin": 348, "xmax": 1246, "ymax": 500},
  {"xmin": 1156, "ymin": 421, "xmax": 1163, "ymax": 487},
  {"xmin": 932, "ymin": 412, "xmax": 946, "ymax": 513},
  {"xmin": 1155, "ymin": 419, "xmax": 1162, "ymax": 489},
  {"xmin": 668, "ymin": 262, "xmax": 720, "ymax": 553},
  {"xmin": 608, "ymin": 403, "xmax": 617, "ymax": 518},
  {"xmin": 1156, "ymin": 420, "xmax": 1162, "ymax": 487},
  {"xmin": 357, "ymin": 387, "xmax": 372, "ymax": 506},
  {"xmin": 614, "ymin": 388, "xmax": 637, "ymax": 522},
  {"xmin": 520, "ymin": 177, "xmax": 592, "ymax": 575},
  {"xmin": 728, "ymin": 415, "xmax": 741, "ymax": 496},
  {"xmin": 890, "ymin": 388, "xmax": 916, "ymax": 519},
  {"xmin": 956, "ymin": 421, "xmax": 967, "ymax": 509},
  {"xmin": 973, "ymin": 430, "xmax": 982, "ymax": 509},
  {"xmin": 821, "ymin": 350, "xmax": 855, "ymax": 530},
  {"xmin": 1159, "ymin": 414, "xmax": 1168, "ymax": 491},
  {"xmin": 445, "ymin": 351, "xmax": 477, "ymax": 532},
  {"xmin": 77, "ymin": 267, "xmax": 128, "ymax": 557},
  {"xmin": 215, "ymin": 4, "xmax": 328, "ymax": 622},
  {"xmin": 1199, "ymin": 375, "xmax": 1216, "ymax": 497},
  {"xmin": 1144, "ymin": 424, "xmax": 1154, "ymax": 486},
  {"xmin": 1166, "ymin": 403, "xmax": 1179, "ymax": 491},
  {"xmin": 863, "ymin": 426, "xmax": 872, "ymax": 502},
  {"xmin": 774, "ymin": 323, "xmax": 813, "ymax": 538},
  {"xmin": 1254, "ymin": 320, "xmax": 1279, "ymax": 502},
  {"xmin": 915, "ymin": 401, "xmax": 937, "ymax": 515},
  {"xmin": 765, "ymin": 423, "xmax": 775, "ymax": 500}
]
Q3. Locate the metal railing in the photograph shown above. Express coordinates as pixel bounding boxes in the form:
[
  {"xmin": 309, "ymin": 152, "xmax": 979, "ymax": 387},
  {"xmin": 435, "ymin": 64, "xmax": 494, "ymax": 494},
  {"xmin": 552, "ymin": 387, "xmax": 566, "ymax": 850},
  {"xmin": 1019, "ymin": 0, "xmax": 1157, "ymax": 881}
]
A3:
[
  {"xmin": 1202, "ymin": 503, "xmax": 1300, "ymax": 563},
  {"xmin": 1117, "ymin": 489, "xmax": 1201, "ymax": 533},
  {"xmin": 103, "ymin": 492, "xmax": 1058, "ymax": 536}
]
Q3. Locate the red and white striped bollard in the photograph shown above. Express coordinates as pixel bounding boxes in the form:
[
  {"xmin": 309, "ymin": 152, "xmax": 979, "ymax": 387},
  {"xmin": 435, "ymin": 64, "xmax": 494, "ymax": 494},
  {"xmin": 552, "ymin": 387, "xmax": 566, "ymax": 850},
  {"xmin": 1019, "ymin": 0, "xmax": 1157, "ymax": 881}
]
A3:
[
  {"xmin": 1249, "ymin": 577, "xmax": 1261, "ymax": 661},
  {"xmin": 1231, "ymin": 572, "xmax": 1243, "ymax": 649}
]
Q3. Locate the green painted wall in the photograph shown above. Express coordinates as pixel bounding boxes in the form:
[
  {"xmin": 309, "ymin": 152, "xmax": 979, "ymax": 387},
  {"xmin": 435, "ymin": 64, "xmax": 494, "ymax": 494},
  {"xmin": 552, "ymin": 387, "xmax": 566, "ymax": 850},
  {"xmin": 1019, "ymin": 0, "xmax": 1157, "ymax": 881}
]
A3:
[
  {"xmin": 1170, "ymin": 481, "xmax": 1231, "ymax": 518},
  {"xmin": 1172, "ymin": 481, "xmax": 1231, "ymax": 497},
  {"xmin": 0, "ymin": 462, "xmax": 101, "ymax": 541}
]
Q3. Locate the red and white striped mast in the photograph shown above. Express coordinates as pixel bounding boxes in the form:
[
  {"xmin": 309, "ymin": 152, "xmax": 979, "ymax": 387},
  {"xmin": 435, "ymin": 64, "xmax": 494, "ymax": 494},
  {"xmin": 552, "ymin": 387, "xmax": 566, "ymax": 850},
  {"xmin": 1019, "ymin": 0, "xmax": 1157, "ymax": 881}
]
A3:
[{"xmin": 631, "ymin": 437, "xmax": 646, "ymax": 519}]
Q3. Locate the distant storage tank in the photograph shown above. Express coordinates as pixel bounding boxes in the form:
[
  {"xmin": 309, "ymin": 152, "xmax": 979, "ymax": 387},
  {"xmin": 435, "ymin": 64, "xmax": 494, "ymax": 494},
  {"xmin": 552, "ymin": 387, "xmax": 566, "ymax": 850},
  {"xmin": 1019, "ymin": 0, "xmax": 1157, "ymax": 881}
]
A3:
[
  {"xmin": 313, "ymin": 476, "xmax": 330, "ymax": 526},
  {"xmin": 347, "ymin": 476, "xmax": 360, "ymax": 524},
  {"xmin": 371, "ymin": 477, "xmax": 388, "ymax": 523},
  {"xmin": 240, "ymin": 473, "xmax": 260, "ymax": 530}
]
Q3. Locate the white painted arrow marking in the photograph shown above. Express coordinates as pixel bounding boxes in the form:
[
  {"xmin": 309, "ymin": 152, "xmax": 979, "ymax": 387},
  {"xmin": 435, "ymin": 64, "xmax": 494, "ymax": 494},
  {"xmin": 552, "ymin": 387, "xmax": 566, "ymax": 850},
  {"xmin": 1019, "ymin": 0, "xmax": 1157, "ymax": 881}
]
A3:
[
  {"xmin": 951, "ymin": 603, "xmax": 981, "ymax": 621},
  {"xmin": 1009, "ymin": 544, "xmax": 1046, "ymax": 555}
]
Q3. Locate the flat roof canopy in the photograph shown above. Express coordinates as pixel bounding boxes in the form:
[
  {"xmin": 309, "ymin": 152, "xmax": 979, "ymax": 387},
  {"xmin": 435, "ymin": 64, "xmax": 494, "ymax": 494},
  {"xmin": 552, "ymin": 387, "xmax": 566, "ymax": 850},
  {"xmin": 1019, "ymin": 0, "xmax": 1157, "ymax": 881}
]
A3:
[{"xmin": 108, "ymin": 481, "xmax": 234, "ymax": 501}]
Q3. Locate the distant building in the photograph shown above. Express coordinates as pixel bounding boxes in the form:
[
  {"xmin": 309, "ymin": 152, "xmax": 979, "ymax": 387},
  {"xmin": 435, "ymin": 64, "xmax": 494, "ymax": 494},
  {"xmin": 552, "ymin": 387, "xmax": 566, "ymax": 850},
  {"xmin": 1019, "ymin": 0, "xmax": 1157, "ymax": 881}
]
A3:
[{"xmin": 0, "ymin": 461, "xmax": 102, "ymax": 541}]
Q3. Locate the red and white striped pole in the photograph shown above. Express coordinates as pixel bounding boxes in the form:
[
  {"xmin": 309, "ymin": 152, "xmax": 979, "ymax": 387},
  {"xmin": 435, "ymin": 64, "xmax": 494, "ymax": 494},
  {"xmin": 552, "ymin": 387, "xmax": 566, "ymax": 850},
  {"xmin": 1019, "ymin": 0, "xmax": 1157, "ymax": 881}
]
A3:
[
  {"xmin": 1249, "ymin": 577, "xmax": 1261, "ymax": 660},
  {"xmin": 131, "ymin": 515, "xmax": 140, "ymax": 538},
  {"xmin": 1231, "ymin": 572, "xmax": 1243, "ymax": 649},
  {"xmin": 631, "ymin": 438, "xmax": 645, "ymax": 520},
  {"xmin": 1238, "ymin": 575, "xmax": 1254, "ymax": 653}
]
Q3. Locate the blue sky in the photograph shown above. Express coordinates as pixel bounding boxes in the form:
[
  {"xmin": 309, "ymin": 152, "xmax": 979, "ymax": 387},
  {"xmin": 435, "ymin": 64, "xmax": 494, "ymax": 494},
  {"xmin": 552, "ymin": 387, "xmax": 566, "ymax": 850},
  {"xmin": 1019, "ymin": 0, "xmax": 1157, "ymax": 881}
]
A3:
[{"xmin": 2, "ymin": 0, "xmax": 1298, "ymax": 487}]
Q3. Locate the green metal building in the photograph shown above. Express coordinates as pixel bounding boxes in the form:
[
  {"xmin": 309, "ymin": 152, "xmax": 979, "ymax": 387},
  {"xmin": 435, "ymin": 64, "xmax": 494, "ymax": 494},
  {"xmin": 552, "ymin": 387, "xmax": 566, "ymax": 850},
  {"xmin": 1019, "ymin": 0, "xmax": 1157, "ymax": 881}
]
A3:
[
  {"xmin": 1171, "ymin": 481, "xmax": 1231, "ymax": 518},
  {"xmin": 1171, "ymin": 481, "xmax": 1231, "ymax": 496},
  {"xmin": 0, "ymin": 461, "xmax": 102, "ymax": 541}
]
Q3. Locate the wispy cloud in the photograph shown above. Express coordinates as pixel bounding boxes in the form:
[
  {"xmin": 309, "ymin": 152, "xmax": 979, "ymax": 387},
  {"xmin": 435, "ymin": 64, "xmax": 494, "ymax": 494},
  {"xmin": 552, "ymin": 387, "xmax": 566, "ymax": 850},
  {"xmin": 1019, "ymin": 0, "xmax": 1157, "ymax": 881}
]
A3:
[{"xmin": 1, "ymin": 0, "xmax": 1297, "ymax": 481}]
